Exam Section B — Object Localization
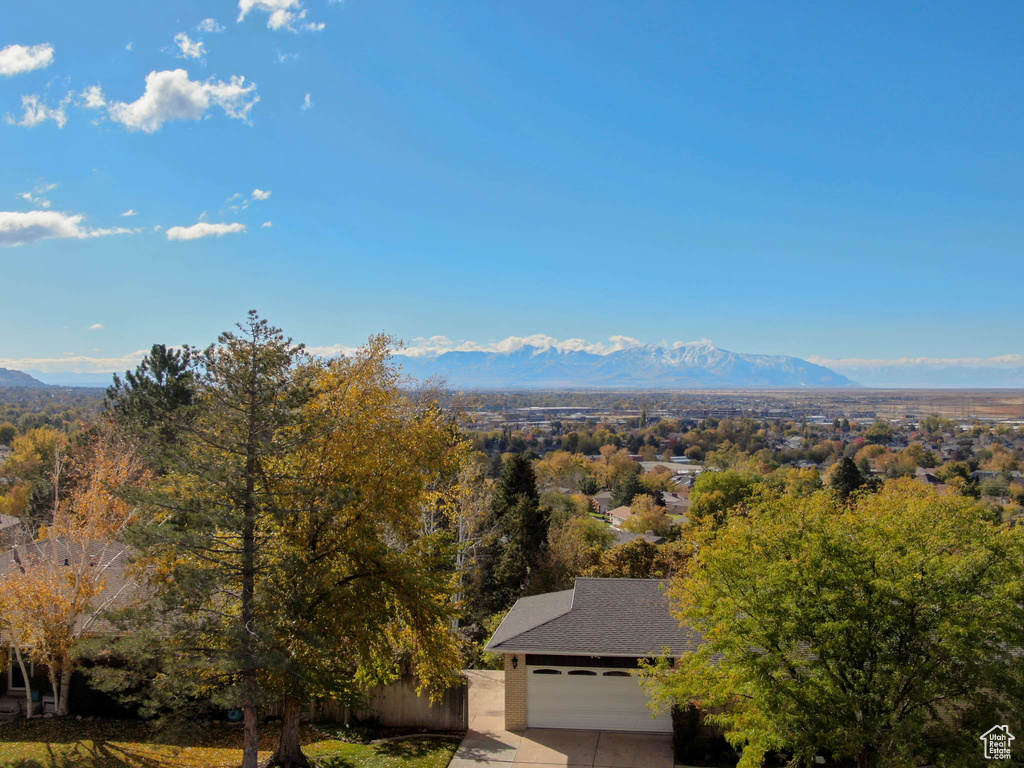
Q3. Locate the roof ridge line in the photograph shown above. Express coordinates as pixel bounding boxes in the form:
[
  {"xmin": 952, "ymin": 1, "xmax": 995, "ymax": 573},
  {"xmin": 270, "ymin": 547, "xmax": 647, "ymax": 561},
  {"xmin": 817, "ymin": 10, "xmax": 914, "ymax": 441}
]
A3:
[{"xmin": 486, "ymin": 587, "xmax": 575, "ymax": 651}]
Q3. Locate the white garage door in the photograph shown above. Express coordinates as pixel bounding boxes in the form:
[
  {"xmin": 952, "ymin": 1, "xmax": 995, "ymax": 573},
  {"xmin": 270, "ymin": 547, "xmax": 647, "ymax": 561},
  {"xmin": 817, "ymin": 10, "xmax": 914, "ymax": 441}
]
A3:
[{"xmin": 526, "ymin": 665, "xmax": 671, "ymax": 732}]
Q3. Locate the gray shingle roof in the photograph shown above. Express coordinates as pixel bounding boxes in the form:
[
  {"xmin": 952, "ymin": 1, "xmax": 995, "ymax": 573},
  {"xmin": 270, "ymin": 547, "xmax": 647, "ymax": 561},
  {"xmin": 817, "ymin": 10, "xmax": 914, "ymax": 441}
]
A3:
[
  {"xmin": 485, "ymin": 577, "xmax": 703, "ymax": 657},
  {"xmin": 612, "ymin": 530, "xmax": 666, "ymax": 546},
  {"xmin": 486, "ymin": 588, "xmax": 574, "ymax": 649},
  {"xmin": 0, "ymin": 538, "xmax": 137, "ymax": 636}
]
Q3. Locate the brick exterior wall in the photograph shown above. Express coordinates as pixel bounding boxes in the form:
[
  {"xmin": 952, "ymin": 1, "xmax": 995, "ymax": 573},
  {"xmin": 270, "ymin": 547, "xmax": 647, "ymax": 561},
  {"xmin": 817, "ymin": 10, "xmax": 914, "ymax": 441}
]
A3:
[{"xmin": 504, "ymin": 653, "xmax": 527, "ymax": 731}]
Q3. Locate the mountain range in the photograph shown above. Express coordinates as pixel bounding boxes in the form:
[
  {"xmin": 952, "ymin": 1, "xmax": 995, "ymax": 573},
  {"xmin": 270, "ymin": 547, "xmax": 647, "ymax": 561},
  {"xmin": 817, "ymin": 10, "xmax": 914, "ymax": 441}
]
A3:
[
  {"xmin": 0, "ymin": 368, "xmax": 46, "ymax": 387},
  {"xmin": 394, "ymin": 342, "xmax": 859, "ymax": 389},
  {"xmin": 13, "ymin": 344, "xmax": 1024, "ymax": 390}
]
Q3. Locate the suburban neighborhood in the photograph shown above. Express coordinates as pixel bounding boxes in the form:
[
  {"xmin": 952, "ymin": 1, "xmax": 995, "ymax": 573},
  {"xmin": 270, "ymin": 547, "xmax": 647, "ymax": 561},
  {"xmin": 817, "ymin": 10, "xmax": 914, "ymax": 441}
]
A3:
[
  {"xmin": 4, "ymin": 1, "xmax": 1024, "ymax": 766},
  {"xmin": 1, "ymin": 333, "xmax": 1023, "ymax": 768}
]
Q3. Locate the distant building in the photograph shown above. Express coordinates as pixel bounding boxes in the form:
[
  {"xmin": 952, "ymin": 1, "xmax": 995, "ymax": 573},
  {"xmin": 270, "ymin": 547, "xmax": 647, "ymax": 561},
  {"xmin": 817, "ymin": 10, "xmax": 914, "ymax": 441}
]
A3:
[
  {"xmin": 591, "ymin": 491, "xmax": 614, "ymax": 515},
  {"xmin": 0, "ymin": 515, "xmax": 22, "ymax": 549},
  {"xmin": 660, "ymin": 492, "xmax": 690, "ymax": 516},
  {"xmin": 612, "ymin": 530, "xmax": 666, "ymax": 546},
  {"xmin": 607, "ymin": 506, "xmax": 632, "ymax": 528}
]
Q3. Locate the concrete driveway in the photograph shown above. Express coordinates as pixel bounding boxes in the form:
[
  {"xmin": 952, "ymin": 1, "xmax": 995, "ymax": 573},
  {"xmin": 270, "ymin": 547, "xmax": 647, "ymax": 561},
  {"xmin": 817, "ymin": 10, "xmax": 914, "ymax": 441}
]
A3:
[{"xmin": 451, "ymin": 670, "xmax": 674, "ymax": 768}]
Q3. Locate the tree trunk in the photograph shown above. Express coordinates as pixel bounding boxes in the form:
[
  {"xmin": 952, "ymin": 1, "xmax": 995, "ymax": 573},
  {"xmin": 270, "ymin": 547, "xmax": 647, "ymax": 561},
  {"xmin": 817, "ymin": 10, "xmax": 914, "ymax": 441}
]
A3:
[
  {"xmin": 243, "ymin": 702, "xmax": 260, "ymax": 768},
  {"xmin": 241, "ymin": 377, "xmax": 260, "ymax": 768},
  {"xmin": 13, "ymin": 645, "xmax": 32, "ymax": 718},
  {"xmin": 48, "ymin": 667, "xmax": 59, "ymax": 717},
  {"xmin": 263, "ymin": 697, "xmax": 311, "ymax": 768},
  {"xmin": 857, "ymin": 750, "xmax": 871, "ymax": 768},
  {"xmin": 57, "ymin": 665, "xmax": 72, "ymax": 716}
]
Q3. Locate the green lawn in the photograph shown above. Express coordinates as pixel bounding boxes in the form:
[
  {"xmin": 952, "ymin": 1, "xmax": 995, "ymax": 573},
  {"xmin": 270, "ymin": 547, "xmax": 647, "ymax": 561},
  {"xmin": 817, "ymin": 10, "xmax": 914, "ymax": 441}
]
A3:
[{"xmin": 0, "ymin": 719, "xmax": 460, "ymax": 768}]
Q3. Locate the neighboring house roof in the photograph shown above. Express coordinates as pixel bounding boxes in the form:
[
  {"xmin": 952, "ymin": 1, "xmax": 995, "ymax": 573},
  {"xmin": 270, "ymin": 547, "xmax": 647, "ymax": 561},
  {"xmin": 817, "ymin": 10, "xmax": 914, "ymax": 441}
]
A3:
[
  {"xmin": 592, "ymin": 491, "xmax": 614, "ymax": 501},
  {"xmin": 0, "ymin": 538, "xmax": 137, "ymax": 636},
  {"xmin": 0, "ymin": 514, "xmax": 19, "ymax": 532},
  {"xmin": 485, "ymin": 577, "xmax": 702, "ymax": 657},
  {"xmin": 607, "ymin": 505, "xmax": 632, "ymax": 521},
  {"xmin": 613, "ymin": 530, "xmax": 666, "ymax": 546},
  {"xmin": 639, "ymin": 461, "xmax": 688, "ymax": 474},
  {"xmin": 661, "ymin": 493, "xmax": 690, "ymax": 511}
]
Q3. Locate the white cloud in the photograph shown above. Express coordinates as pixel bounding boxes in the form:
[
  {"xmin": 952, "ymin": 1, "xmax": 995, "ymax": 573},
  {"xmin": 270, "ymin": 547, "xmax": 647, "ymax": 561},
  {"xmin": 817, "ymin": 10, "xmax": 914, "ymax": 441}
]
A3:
[
  {"xmin": 80, "ymin": 85, "xmax": 106, "ymax": 110},
  {"xmin": 17, "ymin": 193, "xmax": 50, "ymax": 209},
  {"xmin": 84, "ymin": 69, "xmax": 259, "ymax": 132},
  {"xmin": 238, "ymin": 0, "xmax": 322, "ymax": 31},
  {"xmin": 126, "ymin": 42, "xmax": 133, "ymax": 51},
  {"xmin": 17, "ymin": 181, "xmax": 58, "ymax": 209},
  {"xmin": 0, "ymin": 210, "xmax": 135, "ymax": 247},
  {"xmin": 261, "ymin": 221, "xmax": 273, "ymax": 228},
  {"xmin": 121, "ymin": 208, "xmax": 138, "ymax": 217},
  {"xmin": 5, "ymin": 93, "xmax": 72, "ymax": 128},
  {"xmin": 301, "ymin": 92, "xmax": 313, "ymax": 111},
  {"xmin": 197, "ymin": 18, "xmax": 226, "ymax": 33},
  {"xmin": 173, "ymin": 33, "xmax": 206, "ymax": 61},
  {"xmin": 166, "ymin": 221, "xmax": 246, "ymax": 241},
  {"xmin": 88, "ymin": 323, "xmax": 106, "ymax": 331},
  {"xmin": 0, "ymin": 44, "xmax": 55, "ymax": 76},
  {"xmin": 0, "ymin": 350, "xmax": 151, "ymax": 374},
  {"xmin": 305, "ymin": 343, "xmax": 360, "ymax": 358},
  {"xmin": 808, "ymin": 354, "xmax": 1024, "ymax": 370},
  {"xmin": 226, "ymin": 189, "xmax": 271, "ymax": 210},
  {"xmin": 671, "ymin": 338, "xmax": 714, "ymax": 349}
]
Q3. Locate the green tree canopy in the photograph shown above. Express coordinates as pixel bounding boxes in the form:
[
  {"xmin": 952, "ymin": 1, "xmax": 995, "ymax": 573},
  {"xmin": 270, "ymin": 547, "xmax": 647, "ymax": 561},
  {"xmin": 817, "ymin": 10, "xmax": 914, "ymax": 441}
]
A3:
[
  {"xmin": 826, "ymin": 456, "xmax": 864, "ymax": 499},
  {"xmin": 584, "ymin": 538, "xmax": 692, "ymax": 579},
  {"xmin": 476, "ymin": 453, "xmax": 548, "ymax": 615},
  {"xmin": 105, "ymin": 343, "xmax": 196, "ymax": 473},
  {"xmin": 688, "ymin": 469, "xmax": 761, "ymax": 525},
  {"xmin": 645, "ymin": 479, "xmax": 1024, "ymax": 768},
  {"xmin": 611, "ymin": 472, "xmax": 646, "ymax": 508},
  {"xmin": 119, "ymin": 315, "xmax": 465, "ymax": 768},
  {"xmin": 863, "ymin": 420, "xmax": 894, "ymax": 445}
]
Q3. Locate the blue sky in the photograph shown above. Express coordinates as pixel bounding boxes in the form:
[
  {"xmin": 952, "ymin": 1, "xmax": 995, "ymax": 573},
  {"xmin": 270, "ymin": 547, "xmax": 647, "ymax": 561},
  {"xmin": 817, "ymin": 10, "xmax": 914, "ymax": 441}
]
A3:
[{"xmin": 2, "ymin": 1, "xmax": 1023, "ymax": 380}]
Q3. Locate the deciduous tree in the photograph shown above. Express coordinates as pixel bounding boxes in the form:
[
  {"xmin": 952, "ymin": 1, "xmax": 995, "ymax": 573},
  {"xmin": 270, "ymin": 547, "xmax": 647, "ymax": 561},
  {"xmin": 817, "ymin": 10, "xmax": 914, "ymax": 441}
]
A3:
[
  {"xmin": 688, "ymin": 470, "xmax": 760, "ymax": 525},
  {"xmin": 124, "ymin": 316, "xmax": 465, "ymax": 768},
  {"xmin": 644, "ymin": 480, "xmax": 1024, "ymax": 768},
  {"xmin": 0, "ymin": 427, "xmax": 147, "ymax": 716}
]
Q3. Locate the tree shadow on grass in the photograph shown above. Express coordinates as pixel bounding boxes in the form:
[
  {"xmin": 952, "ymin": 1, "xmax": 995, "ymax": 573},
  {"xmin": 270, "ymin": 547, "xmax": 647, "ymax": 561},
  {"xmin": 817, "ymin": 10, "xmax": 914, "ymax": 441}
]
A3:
[
  {"xmin": 0, "ymin": 719, "xmax": 259, "ymax": 768},
  {"xmin": 375, "ymin": 739, "xmax": 450, "ymax": 759},
  {"xmin": 312, "ymin": 758, "xmax": 356, "ymax": 768},
  {"xmin": 2, "ymin": 738, "xmax": 172, "ymax": 768}
]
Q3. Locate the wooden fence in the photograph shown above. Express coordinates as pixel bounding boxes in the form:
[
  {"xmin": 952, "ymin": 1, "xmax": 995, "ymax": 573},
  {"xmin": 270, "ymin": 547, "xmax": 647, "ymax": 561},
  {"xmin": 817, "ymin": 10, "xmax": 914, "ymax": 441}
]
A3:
[{"xmin": 273, "ymin": 675, "xmax": 469, "ymax": 732}]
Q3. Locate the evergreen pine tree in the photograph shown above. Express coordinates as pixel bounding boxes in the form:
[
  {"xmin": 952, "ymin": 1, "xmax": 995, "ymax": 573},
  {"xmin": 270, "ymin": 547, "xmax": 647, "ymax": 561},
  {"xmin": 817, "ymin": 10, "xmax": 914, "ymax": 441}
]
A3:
[
  {"xmin": 477, "ymin": 454, "xmax": 547, "ymax": 614},
  {"xmin": 830, "ymin": 456, "xmax": 865, "ymax": 499}
]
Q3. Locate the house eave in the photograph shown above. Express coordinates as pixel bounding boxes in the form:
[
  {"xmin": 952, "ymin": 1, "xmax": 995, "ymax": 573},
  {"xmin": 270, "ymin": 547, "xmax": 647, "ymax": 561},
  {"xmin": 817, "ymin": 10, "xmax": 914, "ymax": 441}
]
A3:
[{"xmin": 485, "ymin": 646, "xmax": 677, "ymax": 658}]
